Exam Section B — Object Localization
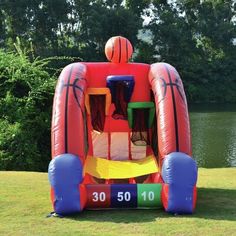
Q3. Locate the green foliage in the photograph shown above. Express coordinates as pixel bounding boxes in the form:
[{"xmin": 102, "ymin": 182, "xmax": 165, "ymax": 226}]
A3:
[
  {"xmin": 0, "ymin": 0, "xmax": 142, "ymax": 60},
  {"xmin": 0, "ymin": 45, "xmax": 56, "ymax": 171},
  {"xmin": 0, "ymin": 0, "xmax": 72, "ymax": 56},
  {"xmin": 73, "ymin": 0, "xmax": 141, "ymax": 61},
  {"xmin": 144, "ymin": 0, "xmax": 236, "ymax": 103}
]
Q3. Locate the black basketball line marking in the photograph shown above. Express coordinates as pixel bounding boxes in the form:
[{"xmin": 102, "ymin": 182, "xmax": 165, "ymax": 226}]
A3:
[
  {"xmin": 119, "ymin": 37, "xmax": 121, "ymax": 63},
  {"xmin": 110, "ymin": 38, "xmax": 115, "ymax": 61},
  {"xmin": 164, "ymin": 64, "xmax": 179, "ymax": 152},
  {"xmin": 64, "ymin": 66, "xmax": 73, "ymax": 153},
  {"xmin": 126, "ymin": 39, "xmax": 128, "ymax": 62}
]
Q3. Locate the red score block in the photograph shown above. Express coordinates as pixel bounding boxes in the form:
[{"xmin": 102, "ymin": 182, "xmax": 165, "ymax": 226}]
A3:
[{"xmin": 86, "ymin": 184, "xmax": 111, "ymax": 208}]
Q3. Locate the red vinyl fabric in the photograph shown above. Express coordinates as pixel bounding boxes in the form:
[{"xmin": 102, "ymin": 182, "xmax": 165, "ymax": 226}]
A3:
[
  {"xmin": 51, "ymin": 61, "xmax": 192, "ymax": 167},
  {"xmin": 149, "ymin": 63, "xmax": 192, "ymax": 167},
  {"xmin": 51, "ymin": 63, "xmax": 88, "ymax": 161},
  {"xmin": 50, "ymin": 59, "xmax": 197, "ymax": 215}
]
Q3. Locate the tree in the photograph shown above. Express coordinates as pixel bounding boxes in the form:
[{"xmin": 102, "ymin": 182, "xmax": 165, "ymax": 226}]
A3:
[
  {"xmin": 125, "ymin": 0, "xmax": 151, "ymax": 17},
  {"xmin": 143, "ymin": 0, "xmax": 236, "ymax": 102},
  {"xmin": 0, "ymin": 0, "xmax": 73, "ymax": 56},
  {"xmin": 0, "ymin": 0, "xmax": 143, "ymax": 61},
  {"xmin": 73, "ymin": 0, "xmax": 142, "ymax": 61}
]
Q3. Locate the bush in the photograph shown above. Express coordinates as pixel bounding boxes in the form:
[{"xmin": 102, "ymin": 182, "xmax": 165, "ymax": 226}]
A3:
[{"xmin": 0, "ymin": 47, "xmax": 56, "ymax": 171}]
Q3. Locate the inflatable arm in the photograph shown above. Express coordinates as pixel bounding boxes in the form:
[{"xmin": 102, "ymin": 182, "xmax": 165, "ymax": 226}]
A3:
[
  {"xmin": 49, "ymin": 63, "xmax": 88, "ymax": 214},
  {"xmin": 149, "ymin": 63, "xmax": 197, "ymax": 213},
  {"xmin": 51, "ymin": 63, "xmax": 87, "ymax": 159}
]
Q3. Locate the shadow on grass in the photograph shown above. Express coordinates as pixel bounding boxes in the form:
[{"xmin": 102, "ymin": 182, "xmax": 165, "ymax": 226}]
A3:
[
  {"xmin": 65, "ymin": 187, "xmax": 236, "ymax": 223},
  {"xmin": 67, "ymin": 208, "xmax": 167, "ymax": 223},
  {"xmin": 194, "ymin": 187, "xmax": 236, "ymax": 221},
  {"xmin": 68, "ymin": 209, "xmax": 167, "ymax": 224}
]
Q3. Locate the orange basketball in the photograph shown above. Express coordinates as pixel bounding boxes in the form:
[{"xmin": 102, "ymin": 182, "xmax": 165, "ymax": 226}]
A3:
[{"xmin": 105, "ymin": 36, "xmax": 133, "ymax": 63}]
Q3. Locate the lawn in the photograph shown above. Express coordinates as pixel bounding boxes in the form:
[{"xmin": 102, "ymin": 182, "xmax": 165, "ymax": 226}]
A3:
[{"xmin": 0, "ymin": 168, "xmax": 236, "ymax": 236}]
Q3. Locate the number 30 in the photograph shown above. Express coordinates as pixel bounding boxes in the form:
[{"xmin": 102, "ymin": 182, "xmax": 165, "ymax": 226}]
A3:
[{"xmin": 92, "ymin": 192, "xmax": 106, "ymax": 202}]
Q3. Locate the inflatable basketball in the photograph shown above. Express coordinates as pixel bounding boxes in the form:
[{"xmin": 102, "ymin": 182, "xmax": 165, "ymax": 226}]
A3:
[{"xmin": 105, "ymin": 36, "xmax": 133, "ymax": 63}]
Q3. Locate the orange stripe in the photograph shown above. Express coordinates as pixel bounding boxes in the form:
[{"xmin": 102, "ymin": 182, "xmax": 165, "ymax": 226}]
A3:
[{"xmin": 108, "ymin": 115, "xmax": 111, "ymax": 160}]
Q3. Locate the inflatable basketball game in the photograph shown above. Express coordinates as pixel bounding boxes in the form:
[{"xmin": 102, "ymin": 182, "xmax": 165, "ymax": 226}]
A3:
[{"xmin": 48, "ymin": 36, "xmax": 198, "ymax": 215}]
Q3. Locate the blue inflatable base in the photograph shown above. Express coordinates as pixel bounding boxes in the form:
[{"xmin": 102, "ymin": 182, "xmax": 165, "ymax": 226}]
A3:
[
  {"xmin": 48, "ymin": 153, "xmax": 83, "ymax": 215},
  {"xmin": 162, "ymin": 152, "xmax": 198, "ymax": 214}
]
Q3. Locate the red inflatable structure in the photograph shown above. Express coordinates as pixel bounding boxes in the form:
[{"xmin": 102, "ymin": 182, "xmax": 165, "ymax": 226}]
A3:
[{"xmin": 48, "ymin": 36, "xmax": 198, "ymax": 215}]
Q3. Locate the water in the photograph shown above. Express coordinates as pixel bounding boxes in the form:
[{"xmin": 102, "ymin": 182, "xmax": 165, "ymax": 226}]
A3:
[{"xmin": 189, "ymin": 104, "xmax": 236, "ymax": 168}]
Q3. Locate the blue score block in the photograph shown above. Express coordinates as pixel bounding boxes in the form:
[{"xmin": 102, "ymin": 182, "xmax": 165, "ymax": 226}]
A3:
[{"xmin": 111, "ymin": 184, "xmax": 137, "ymax": 208}]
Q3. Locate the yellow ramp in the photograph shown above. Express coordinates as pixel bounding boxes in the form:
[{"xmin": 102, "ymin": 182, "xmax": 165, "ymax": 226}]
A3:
[{"xmin": 84, "ymin": 155, "xmax": 159, "ymax": 179}]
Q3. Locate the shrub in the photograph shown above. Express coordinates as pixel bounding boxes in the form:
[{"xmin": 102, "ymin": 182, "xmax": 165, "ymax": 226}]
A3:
[{"xmin": 0, "ymin": 46, "xmax": 56, "ymax": 171}]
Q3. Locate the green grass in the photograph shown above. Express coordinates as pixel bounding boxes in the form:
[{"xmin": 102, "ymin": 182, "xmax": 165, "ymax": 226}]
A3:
[{"xmin": 0, "ymin": 168, "xmax": 236, "ymax": 236}]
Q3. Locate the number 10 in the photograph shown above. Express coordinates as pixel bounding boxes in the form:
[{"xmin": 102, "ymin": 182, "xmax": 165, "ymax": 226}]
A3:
[{"xmin": 141, "ymin": 191, "xmax": 155, "ymax": 201}]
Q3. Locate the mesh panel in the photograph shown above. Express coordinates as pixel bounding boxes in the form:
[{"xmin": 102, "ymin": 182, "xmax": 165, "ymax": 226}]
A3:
[
  {"xmin": 112, "ymin": 82, "xmax": 128, "ymax": 119},
  {"xmin": 131, "ymin": 108, "xmax": 150, "ymax": 145},
  {"xmin": 89, "ymin": 95, "xmax": 106, "ymax": 132}
]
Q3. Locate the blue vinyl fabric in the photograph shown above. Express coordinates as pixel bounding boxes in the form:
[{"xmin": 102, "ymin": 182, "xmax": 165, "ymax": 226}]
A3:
[
  {"xmin": 162, "ymin": 152, "xmax": 198, "ymax": 214},
  {"xmin": 106, "ymin": 75, "xmax": 135, "ymax": 103},
  {"xmin": 48, "ymin": 154, "xmax": 83, "ymax": 215},
  {"xmin": 111, "ymin": 184, "xmax": 137, "ymax": 208}
]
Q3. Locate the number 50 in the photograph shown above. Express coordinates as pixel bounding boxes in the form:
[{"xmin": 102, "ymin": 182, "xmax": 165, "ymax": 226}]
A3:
[{"xmin": 117, "ymin": 192, "xmax": 131, "ymax": 201}]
